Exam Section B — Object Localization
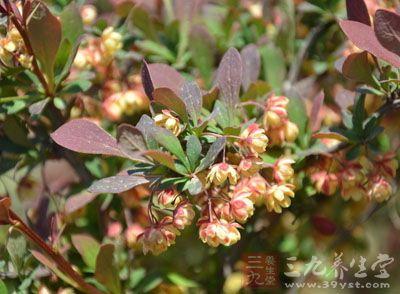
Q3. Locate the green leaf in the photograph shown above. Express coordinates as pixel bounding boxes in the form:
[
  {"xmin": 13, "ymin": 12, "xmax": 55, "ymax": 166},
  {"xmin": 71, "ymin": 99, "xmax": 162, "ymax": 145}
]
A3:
[
  {"xmin": 189, "ymin": 26, "xmax": 215, "ymax": 84},
  {"xmin": 53, "ymin": 97, "xmax": 66, "ymax": 110},
  {"xmin": 6, "ymin": 230, "xmax": 27, "ymax": 273},
  {"xmin": 71, "ymin": 234, "xmax": 100, "ymax": 271},
  {"xmin": 186, "ymin": 177, "xmax": 203, "ymax": 195},
  {"xmin": 136, "ymin": 40, "xmax": 175, "ymax": 62},
  {"xmin": 167, "ymin": 272, "xmax": 199, "ymax": 288},
  {"xmin": 60, "ymin": 2, "xmax": 84, "ymax": 44},
  {"xmin": 287, "ymin": 97, "xmax": 309, "ymax": 147},
  {"xmin": 196, "ymin": 137, "xmax": 226, "ymax": 173},
  {"xmin": 342, "ymin": 51, "xmax": 376, "ymax": 86},
  {"xmin": 0, "ymin": 279, "xmax": 7, "ymax": 294},
  {"xmin": 128, "ymin": 268, "xmax": 146, "ymax": 289},
  {"xmin": 186, "ymin": 135, "xmax": 202, "ymax": 171},
  {"xmin": 27, "ymin": 2, "xmax": 62, "ymax": 92},
  {"xmin": 3, "ymin": 116, "xmax": 32, "ymax": 148},
  {"xmin": 95, "ymin": 244, "xmax": 121, "ymax": 294},
  {"xmin": 140, "ymin": 115, "xmax": 190, "ymax": 169},
  {"xmin": 144, "ymin": 150, "xmax": 185, "ymax": 174},
  {"xmin": 260, "ymin": 45, "xmax": 286, "ymax": 93},
  {"xmin": 129, "ymin": 6, "xmax": 157, "ymax": 40},
  {"xmin": 352, "ymin": 94, "xmax": 366, "ymax": 133}
]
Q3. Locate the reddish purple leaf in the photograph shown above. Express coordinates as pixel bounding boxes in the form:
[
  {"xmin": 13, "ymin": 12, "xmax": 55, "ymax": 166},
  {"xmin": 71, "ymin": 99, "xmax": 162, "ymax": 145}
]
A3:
[
  {"xmin": 64, "ymin": 192, "xmax": 97, "ymax": 215},
  {"xmin": 153, "ymin": 87, "xmax": 189, "ymax": 121},
  {"xmin": 216, "ymin": 47, "xmax": 243, "ymax": 109},
  {"xmin": 0, "ymin": 197, "xmax": 11, "ymax": 225},
  {"xmin": 88, "ymin": 175, "xmax": 149, "ymax": 194},
  {"xmin": 241, "ymin": 44, "xmax": 260, "ymax": 91},
  {"xmin": 141, "ymin": 61, "xmax": 185, "ymax": 99},
  {"xmin": 339, "ymin": 20, "xmax": 400, "ymax": 67},
  {"xmin": 374, "ymin": 9, "xmax": 400, "ymax": 57},
  {"xmin": 51, "ymin": 119, "xmax": 122, "ymax": 156},
  {"xmin": 310, "ymin": 91, "xmax": 325, "ymax": 132},
  {"xmin": 346, "ymin": 0, "xmax": 371, "ymax": 25}
]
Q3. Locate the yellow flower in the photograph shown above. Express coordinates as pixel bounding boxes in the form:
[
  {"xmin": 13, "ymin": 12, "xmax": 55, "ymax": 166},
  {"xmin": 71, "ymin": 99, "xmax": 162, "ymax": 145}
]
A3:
[
  {"xmin": 154, "ymin": 110, "xmax": 182, "ymax": 136},
  {"xmin": 369, "ymin": 176, "xmax": 392, "ymax": 203},
  {"xmin": 18, "ymin": 54, "xmax": 32, "ymax": 69},
  {"xmin": 284, "ymin": 121, "xmax": 299, "ymax": 142},
  {"xmin": 274, "ymin": 157, "xmax": 295, "ymax": 183},
  {"xmin": 207, "ymin": 163, "xmax": 238, "ymax": 186},
  {"xmin": 101, "ymin": 27, "xmax": 122, "ymax": 57},
  {"xmin": 265, "ymin": 184, "xmax": 295, "ymax": 213},
  {"xmin": 81, "ymin": 5, "xmax": 97, "ymax": 26},
  {"xmin": 239, "ymin": 123, "xmax": 269, "ymax": 154},
  {"xmin": 263, "ymin": 95, "xmax": 289, "ymax": 128}
]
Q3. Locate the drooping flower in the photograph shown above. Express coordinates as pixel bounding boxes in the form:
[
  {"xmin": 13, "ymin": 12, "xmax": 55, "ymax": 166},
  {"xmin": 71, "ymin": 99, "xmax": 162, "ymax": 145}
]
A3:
[
  {"xmin": 369, "ymin": 176, "xmax": 392, "ymax": 203},
  {"xmin": 263, "ymin": 95, "xmax": 289, "ymax": 128},
  {"xmin": 138, "ymin": 218, "xmax": 180, "ymax": 255},
  {"xmin": 273, "ymin": 157, "xmax": 295, "ymax": 183},
  {"xmin": 235, "ymin": 174, "xmax": 268, "ymax": 205},
  {"xmin": 158, "ymin": 188, "xmax": 179, "ymax": 207},
  {"xmin": 173, "ymin": 202, "xmax": 195, "ymax": 230},
  {"xmin": 239, "ymin": 123, "xmax": 269, "ymax": 154},
  {"xmin": 199, "ymin": 220, "xmax": 241, "ymax": 247},
  {"xmin": 207, "ymin": 163, "xmax": 239, "ymax": 186},
  {"xmin": 374, "ymin": 153, "xmax": 398, "ymax": 178},
  {"xmin": 265, "ymin": 184, "xmax": 295, "ymax": 213},
  {"xmin": 238, "ymin": 156, "xmax": 263, "ymax": 177},
  {"xmin": 311, "ymin": 171, "xmax": 339, "ymax": 196},
  {"xmin": 154, "ymin": 110, "xmax": 182, "ymax": 136},
  {"xmin": 227, "ymin": 190, "xmax": 254, "ymax": 223}
]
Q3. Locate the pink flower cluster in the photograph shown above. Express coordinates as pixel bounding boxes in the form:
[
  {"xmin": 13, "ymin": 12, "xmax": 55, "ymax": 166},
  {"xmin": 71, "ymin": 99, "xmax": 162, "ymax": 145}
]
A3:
[{"xmin": 309, "ymin": 152, "xmax": 398, "ymax": 202}]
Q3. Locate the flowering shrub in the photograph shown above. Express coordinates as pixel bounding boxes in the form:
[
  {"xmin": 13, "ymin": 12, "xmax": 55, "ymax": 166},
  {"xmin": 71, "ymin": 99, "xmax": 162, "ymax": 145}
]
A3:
[{"xmin": 0, "ymin": 0, "xmax": 400, "ymax": 292}]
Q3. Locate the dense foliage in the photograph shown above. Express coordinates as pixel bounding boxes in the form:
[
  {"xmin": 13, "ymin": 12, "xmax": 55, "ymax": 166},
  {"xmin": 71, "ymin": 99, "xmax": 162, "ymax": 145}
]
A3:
[{"xmin": 1, "ymin": 0, "xmax": 400, "ymax": 293}]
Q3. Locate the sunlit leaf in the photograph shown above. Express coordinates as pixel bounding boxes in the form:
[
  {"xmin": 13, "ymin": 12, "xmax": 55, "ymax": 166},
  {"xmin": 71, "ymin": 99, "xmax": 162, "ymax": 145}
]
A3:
[
  {"xmin": 51, "ymin": 119, "xmax": 123, "ymax": 157},
  {"xmin": 88, "ymin": 175, "xmax": 149, "ymax": 194},
  {"xmin": 71, "ymin": 234, "xmax": 100, "ymax": 270},
  {"xmin": 95, "ymin": 244, "xmax": 121, "ymax": 294}
]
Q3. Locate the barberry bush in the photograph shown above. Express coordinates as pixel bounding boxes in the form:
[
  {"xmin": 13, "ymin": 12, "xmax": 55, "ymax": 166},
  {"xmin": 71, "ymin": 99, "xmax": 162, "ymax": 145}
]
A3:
[{"xmin": 0, "ymin": 0, "xmax": 400, "ymax": 293}]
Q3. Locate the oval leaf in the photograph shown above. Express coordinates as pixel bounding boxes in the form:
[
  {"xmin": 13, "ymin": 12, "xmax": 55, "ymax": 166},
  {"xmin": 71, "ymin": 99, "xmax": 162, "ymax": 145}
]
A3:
[
  {"xmin": 339, "ymin": 20, "xmax": 400, "ymax": 67},
  {"xmin": 95, "ymin": 244, "xmax": 121, "ymax": 294},
  {"xmin": 374, "ymin": 9, "xmax": 400, "ymax": 57},
  {"xmin": 216, "ymin": 48, "xmax": 242, "ymax": 112},
  {"xmin": 313, "ymin": 132, "xmax": 349, "ymax": 142},
  {"xmin": 241, "ymin": 44, "xmax": 261, "ymax": 91},
  {"xmin": 181, "ymin": 81, "xmax": 202, "ymax": 124},
  {"xmin": 88, "ymin": 175, "xmax": 149, "ymax": 194},
  {"xmin": 51, "ymin": 119, "xmax": 122, "ymax": 156},
  {"xmin": 196, "ymin": 137, "xmax": 226, "ymax": 172},
  {"xmin": 153, "ymin": 87, "xmax": 189, "ymax": 122},
  {"xmin": 71, "ymin": 234, "xmax": 100, "ymax": 270},
  {"xmin": 342, "ymin": 51, "xmax": 375, "ymax": 85},
  {"xmin": 346, "ymin": 0, "xmax": 371, "ymax": 25},
  {"xmin": 27, "ymin": 2, "xmax": 61, "ymax": 84}
]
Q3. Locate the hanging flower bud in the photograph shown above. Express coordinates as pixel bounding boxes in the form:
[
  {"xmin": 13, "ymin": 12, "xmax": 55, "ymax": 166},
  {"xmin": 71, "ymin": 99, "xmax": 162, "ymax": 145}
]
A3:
[
  {"xmin": 235, "ymin": 175, "xmax": 268, "ymax": 205},
  {"xmin": 17, "ymin": 54, "xmax": 32, "ymax": 69},
  {"xmin": 284, "ymin": 121, "xmax": 299, "ymax": 142},
  {"xmin": 239, "ymin": 123, "xmax": 269, "ymax": 154},
  {"xmin": 369, "ymin": 176, "xmax": 392, "ymax": 203},
  {"xmin": 265, "ymin": 184, "xmax": 295, "ymax": 213},
  {"xmin": 238, "ymin": 156, "xmax": 263, "ymax": 177},
  {"xmin": 273, "ymin": 157, "xmax": 295, "ymax": 183},
  {"xmin": 311, "ymin": 171, "xmax": 338, "ymax": 196},
  {"xmin": 173, "ymin": 202, "xmax": 195, "ymax": 229},
  {"xmin": 81, "ymin": 5, "xmax": 98, "ymax": 26},
  {"xmin": 263, "ymin": 95, "xmax": 289, "ymax": 128},
  {"xmin": 138, "ymin": 219, "xmax": 180, "ymax": 255},
  {"xmin": 158, "ymin": 189, "xmax": 179, "ymax": 207},
  {"xmin": 207, "ymin": 163, "xmax": 239, "ymax": 186},
  {"xmin": 199, "ymin": 220, "xmax": 241, "ymax": 247},
  {"xmin": 101, "ymin": 27, "xmax": 122, "ymax": 57},
  {"xmin": 154, "ymin": 110, "xmax": 182, "ymax": 136}
]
